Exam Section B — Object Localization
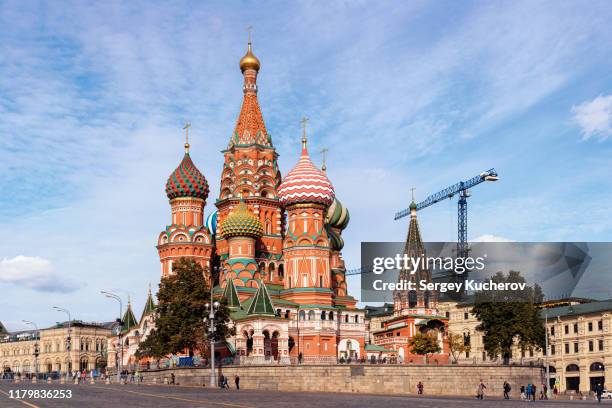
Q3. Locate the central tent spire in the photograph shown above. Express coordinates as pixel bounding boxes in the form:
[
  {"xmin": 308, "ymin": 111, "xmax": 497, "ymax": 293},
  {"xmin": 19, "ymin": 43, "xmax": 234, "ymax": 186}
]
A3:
[{"xmin": 230, "ymin": 29, "xmax": 270, "ymax": 148}]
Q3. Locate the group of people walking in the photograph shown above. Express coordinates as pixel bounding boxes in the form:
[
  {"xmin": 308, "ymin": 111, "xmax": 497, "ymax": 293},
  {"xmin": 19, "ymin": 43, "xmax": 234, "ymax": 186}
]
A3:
[
  {"xmin": 519, "ymin": 383, "xmax": 548, "ymax": 401},
  {"xmin": 218, "ymin": 374, "xmax": 240, "ymax": 390}
]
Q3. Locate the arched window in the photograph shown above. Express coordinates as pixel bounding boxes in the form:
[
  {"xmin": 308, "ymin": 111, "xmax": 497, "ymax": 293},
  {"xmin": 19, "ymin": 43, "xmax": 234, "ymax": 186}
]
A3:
[
  {"xmin": 354, "ymin": 315, "xmax": 359, "ymax": 323},
  {"xmin": 345, "ymin": 314, "xmax": 349, "ymax": 323},
  {"xmin": 590, "ymin": 362, "xmax": 605, "ymax": 372},
  {"xmin": 308, "ymin": 310, "xmax": 315, "ymax": 321},
  {"xmin": 408, "ymin": 290, "xmax": 417, "ymax": 308},
  {"xmin": 329, "ymin": 311, "xmax": 334, "ymax": 321},
  {"xmin": 566, "ymin": 364, "xmax": 580, "ymax": 372},
  {"xmin": 424, "ymin": 291, "xmax": 430, "ymax": 308},
  {"xmin": 299, "ymin": 310, "xmax": 306, "ymax": 320},
  {"xmin": 321, "ymin": 311, "xmax": 326, "ymax": 320}
]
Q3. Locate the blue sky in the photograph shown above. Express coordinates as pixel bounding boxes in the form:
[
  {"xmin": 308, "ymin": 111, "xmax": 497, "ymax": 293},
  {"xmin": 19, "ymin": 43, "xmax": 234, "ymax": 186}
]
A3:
[{"xmin": 1, "ymin": 0, "xmax": 612, "ymax": 330}]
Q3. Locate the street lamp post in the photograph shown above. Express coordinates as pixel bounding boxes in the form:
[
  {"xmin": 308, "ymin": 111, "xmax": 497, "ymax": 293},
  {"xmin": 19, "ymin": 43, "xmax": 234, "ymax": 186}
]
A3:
[
  {"xmin": 101, "ymin": 291, "xmax": 123, "ymax": 383},
  {"xmin": 52, "ymin": 306, "xmax": 72, "ymax": 381},
  {"xmin": 204, "ymin": 292, "xmax": 220, "ymax": 388},
  {"xmin": 545, "ymin": 312, "xmax": 551, "ymax": 399},
  {"xmin": 22, "ymin": 320, "xmax": 39, "ymax": 381}
]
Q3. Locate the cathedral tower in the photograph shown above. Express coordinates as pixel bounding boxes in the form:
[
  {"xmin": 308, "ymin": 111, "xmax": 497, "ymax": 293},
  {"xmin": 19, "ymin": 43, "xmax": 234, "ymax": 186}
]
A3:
[
  {"xmin": 157, "ymin": 127, "xmax": 213, "ymax": 280},
  {"xmin": 278, "ymin": 121, "xmax": 335, "ymax": 304},
  {"xmin": 216, "ymin": 37, "xmax": 284, "ymax": 286}
]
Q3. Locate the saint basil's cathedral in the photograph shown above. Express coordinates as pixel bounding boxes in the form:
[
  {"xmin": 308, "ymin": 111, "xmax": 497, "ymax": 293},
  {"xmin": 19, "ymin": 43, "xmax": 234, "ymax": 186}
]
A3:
[
  {"xmin": 107, "ymin": 39, "xmax": 448, "ymax": 368},
  {"xmin": 156, "ymin": 39, "xmax": 365, "ymax": 364}
]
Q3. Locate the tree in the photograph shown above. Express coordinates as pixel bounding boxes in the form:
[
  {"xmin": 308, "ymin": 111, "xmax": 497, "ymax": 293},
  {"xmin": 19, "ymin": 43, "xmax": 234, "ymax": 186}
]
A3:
[
  {"xmin": 447, "ymin": 331, "xmax": 470, "ymax": 364},
  {"xmin": 408, "ymin": 332, "xmax": 441, "ymax": 363},
  {"xmin": 136, "ymin": 258, "xmax": 235, "ymax": 359},
  {"xmin": 471, "ymin": 270, "xmax": 545, "ymax": 365}
]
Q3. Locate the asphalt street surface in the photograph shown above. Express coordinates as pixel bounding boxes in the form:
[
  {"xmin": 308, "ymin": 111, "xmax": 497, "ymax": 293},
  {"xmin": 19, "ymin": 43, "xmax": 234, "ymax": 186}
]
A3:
[{"xmin": 0, "ymin": 381, "xmax": 610, "ymax": 408}]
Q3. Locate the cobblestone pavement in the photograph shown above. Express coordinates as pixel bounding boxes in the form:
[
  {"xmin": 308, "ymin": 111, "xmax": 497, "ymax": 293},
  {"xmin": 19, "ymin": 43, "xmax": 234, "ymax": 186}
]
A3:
[{"xmin": 1, "ymin": 381, "xmax": 610, "ymax": 408}]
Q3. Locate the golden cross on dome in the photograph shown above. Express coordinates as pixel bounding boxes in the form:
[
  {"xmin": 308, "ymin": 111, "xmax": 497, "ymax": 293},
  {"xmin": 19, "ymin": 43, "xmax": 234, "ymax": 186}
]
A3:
[
  {"xmin": 247, "ymin": 25, "xmax": 253, "ymax": 44},
  {"xmin": 300, "ymin": 116, "xmax": 309, "ymax": 149},
  {"xmin": 321, "ymin": 148, "xmax": 328, "ymax": 172},
  {"xmin": 183, "ymin": 122, "xmax": 191, "ymax": 153},
  {"xmin": 411, "ymin": 187, "xmax": 416, "ymax": 201}
]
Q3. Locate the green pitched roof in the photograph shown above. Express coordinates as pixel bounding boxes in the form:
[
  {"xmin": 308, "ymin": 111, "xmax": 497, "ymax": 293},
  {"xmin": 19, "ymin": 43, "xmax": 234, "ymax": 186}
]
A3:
[
  {"xmin": 0, "ymin": 321, "xmax": 8, "ymax": 335},
  {"xmin": 122, "ymin": 301, "xmax": 138, "ymax": 333},
  {"xmin": 223, "ymin": 279, "xmax": 241, "ymax": 309},
  {"xmin": 247, "ymin": 281, "xmax": 275, "ymax": 316},
  {"xmin": 365, "ymin": 344, "xmax": 396, "ymax": 353},
  {"xmin": 140, "ymin": 287, "xmax": 156, "ymax": 322}
]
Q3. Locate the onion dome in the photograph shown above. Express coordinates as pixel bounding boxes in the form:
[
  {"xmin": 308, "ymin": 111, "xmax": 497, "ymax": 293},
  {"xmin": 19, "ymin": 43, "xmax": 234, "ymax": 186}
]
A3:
[
  {"xmin": 165, "ymin": 153, "xmax": 209, "ymax": 201},
  {"xmin": 205, "ymin": 210, "xmax": 218, "ymax": 235},
  {"xmin": 220, "ymin": 201, "xmax": 263, "ymax": 239},
  {"xmin": 325, "ymin": 198, "xmax": 350, "ymax": 230},
  {"xmin": 278, "ymin": 131, "xmax": 335, "ymax": 207},
  {"xmin": 239, "ymin": 41, "xmax": 260, "ymax": 73}
]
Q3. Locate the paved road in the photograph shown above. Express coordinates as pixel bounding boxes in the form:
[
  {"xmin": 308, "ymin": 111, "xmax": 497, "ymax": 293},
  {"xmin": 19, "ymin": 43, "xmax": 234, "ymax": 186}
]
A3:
[{"xmin": 0, "ymin": 381, "xmax": 610, "ymax": 408}]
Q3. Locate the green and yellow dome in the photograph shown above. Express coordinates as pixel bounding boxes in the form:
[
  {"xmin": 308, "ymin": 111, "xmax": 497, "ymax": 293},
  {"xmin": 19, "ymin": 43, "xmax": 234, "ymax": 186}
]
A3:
[
  {"xmin": 220, "ymin": 201, "xmax": 263, "ymax": 239},
  {"xmin": 325, "ymin": 198, "xmax": 350, "ymax": 230}
]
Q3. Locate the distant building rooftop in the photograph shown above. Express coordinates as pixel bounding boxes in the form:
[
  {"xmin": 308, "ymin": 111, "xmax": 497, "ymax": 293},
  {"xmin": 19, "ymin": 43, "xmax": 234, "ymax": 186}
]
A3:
[{"xmin": 539, "ymin": 299, "xmax": 612, "ymax": 319}]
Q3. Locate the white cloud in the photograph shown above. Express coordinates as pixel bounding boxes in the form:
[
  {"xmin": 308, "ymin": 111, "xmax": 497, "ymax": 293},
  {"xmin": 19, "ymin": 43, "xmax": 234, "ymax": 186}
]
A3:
[
  {"xmin": 571, "ymin": 95, "xmax": 612, "ymax": 140},
  {"xmin": 472, "ymin": 234, "xmax": 515, "ymax": 242},
  {"xmin": 0, "ymin": 255, "xmax": 81, "ymax": 293}
]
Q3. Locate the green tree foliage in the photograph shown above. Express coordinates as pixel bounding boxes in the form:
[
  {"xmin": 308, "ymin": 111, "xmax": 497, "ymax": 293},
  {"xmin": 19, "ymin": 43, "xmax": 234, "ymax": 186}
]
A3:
[
  {"xmin": 136, "ymin": 258, "xmax": 235, "ymax": 359},
  {"xmin": 447, "ymin": 331, "xmax": 471, "ymax": 364},
  {"xmin": 408, "ymin": 332, "xmax": 441, "ymax": 362},
  {"xmin": 471, "ymin": 270, "xmax": 545, "ymax": 364}
]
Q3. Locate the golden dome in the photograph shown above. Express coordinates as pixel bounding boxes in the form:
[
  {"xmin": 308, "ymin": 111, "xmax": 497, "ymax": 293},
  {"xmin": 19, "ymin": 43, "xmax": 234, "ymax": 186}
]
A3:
[
  {"xmin": 239, "ymin": 42, "xmax": 260, "ymax": 73},
  {"xmin": 220, "ymin": 201, "xmax": 263, "ymax": 239}
]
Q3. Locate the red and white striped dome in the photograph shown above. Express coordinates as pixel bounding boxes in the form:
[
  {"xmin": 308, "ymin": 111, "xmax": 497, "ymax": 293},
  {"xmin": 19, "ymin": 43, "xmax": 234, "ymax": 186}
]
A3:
[{"xmin": 278, "ymin": 147, "xmax": 335, "ymax": 207}]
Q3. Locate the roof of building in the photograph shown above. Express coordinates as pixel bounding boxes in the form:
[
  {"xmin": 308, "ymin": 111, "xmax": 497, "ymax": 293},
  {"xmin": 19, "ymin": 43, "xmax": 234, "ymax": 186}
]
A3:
[
  {"xmin": 365, "ymin": 344, "xmax": 396, "ymax": 353},
  {"xmin": 247, "ymin": 281, "xmax": 276, "ymax": 316},
  {"xmin": 165, "ymin": 152, "xmax": 210, "ymax": 201},
  {"xmin": 219, "ymin": 201, "xmax": 263, "ymax": 239},
  {"xmin": 223, "ymin": 278, "xmax": 241, "ymax": 309},
  {"xmin": 539, "ymin": 299, "xmax": 612, "ymax": 319},
  {"xmin": 364, "ymin": 304, "xmax": 394, "ymax": 318},
  {"xmin": 122, "ymin": 300, "xmax": 138, "ymax": 333},
  {"xmin": 278, "ymin": 133, "xmax": 335, "ymax": 207},
  {"xmin": 140, "ymin": 287, "xmax": 157, "ymax": 322},
  {"xmin": 0, "ymin": 321, "xmax": 7, "ymax": 335}
]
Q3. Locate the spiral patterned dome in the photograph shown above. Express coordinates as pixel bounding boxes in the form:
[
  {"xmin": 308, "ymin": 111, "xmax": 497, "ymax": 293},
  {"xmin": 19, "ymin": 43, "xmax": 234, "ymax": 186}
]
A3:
[
  {"xmin": 205, "ymin": 210, "xmax": 218, "ymax": 236},
  {"xmin": 220, "ymin": 202, "xmax": 263, "ymax": 239},
  {"xmin": 278, "ymin": 147, "xmax": 335, "ymax": 207},
  {"xmin": 165, "ymin": 153, "xmax": 209, "ymax": 200},
  {"xmin": 325, "ymin": 198, "xmax": 350, "ymax": 230}
]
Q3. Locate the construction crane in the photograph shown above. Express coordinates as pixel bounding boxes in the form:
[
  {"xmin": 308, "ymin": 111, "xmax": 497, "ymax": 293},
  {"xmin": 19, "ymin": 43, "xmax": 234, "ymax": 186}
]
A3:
[{"xmin": 394, "ymin": 168, "xmax": 499, "ymax": 259}]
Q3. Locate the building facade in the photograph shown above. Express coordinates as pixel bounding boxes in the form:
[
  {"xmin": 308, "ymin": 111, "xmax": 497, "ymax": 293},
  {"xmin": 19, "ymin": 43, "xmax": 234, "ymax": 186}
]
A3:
[
  {"xmin": 369, "ymin": 201, "xmax": 449, "ymax": 364},
  {"xmin": 438, "ymin": 298, "xmax": 611, "ymax": 393},
  {"xmin": 149, "ymin": 38, "xmax": 366, "ymax": 364},
  {"xmin": 1, "ymin": 321, "xmax": 112, "ymax": 376}
]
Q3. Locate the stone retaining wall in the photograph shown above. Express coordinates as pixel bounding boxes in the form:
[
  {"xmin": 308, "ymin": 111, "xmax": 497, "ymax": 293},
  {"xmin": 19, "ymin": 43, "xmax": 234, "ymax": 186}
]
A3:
[{"xmin": 141, "ymin": 364, "xmax": 543, "ymax": 397}]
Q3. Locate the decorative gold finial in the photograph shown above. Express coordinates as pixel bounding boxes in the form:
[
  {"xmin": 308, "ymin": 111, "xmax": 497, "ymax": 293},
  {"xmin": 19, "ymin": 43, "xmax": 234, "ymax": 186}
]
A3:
[
  {"xmin": 240, "ymin": 26, "xmax": 260, "ymax": 72},
  {"xmin": 411, "ymin": 187, "xmax": 416, "ymax": 201},
  {"xmin": 300, "ymin": 116, "xmax": 309, "ymax": 150},
  {"xmin": 183, "ymin": 122, "xmax": 191, "ymax": 153},
  {"xmin": 321, "ymin": 148, "xmax": 328, "ymax": 173}
]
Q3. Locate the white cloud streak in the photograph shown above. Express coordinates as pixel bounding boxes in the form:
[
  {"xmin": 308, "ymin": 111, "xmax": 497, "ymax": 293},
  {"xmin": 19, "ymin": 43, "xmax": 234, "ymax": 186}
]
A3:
[{"xmin": 572, "ymin": 95, "xmax": 612, "ymax": 140}]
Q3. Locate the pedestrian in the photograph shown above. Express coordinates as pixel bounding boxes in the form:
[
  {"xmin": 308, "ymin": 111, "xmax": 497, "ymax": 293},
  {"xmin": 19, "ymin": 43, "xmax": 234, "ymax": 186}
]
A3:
[
  {"xmin": 224, "ymin": 376, "xmax": 229, "ymax": 390},
  {"xmin": 417, "ymin": 381, "xmax": 424, "ymax": 395},
  {"xmin": 526, "ymin": 383, "xmax": 532, "ymax": 401},
  {"xmin": 477, "ymin": 379, "xmax": 486, "ymax": 400},
  {"xmin": 219, "ymin": 374, "xmax": 225, "ymax": 389},
  {"xmin": 520, "ymin": 385, "xmax": 526, "ymax": 400},
  {"xmin": 298, "ymin": 352, "xmax": 303, "ymax": 364},
  {"xmin": 503, "ymin": 381, "xmax": 511, "ymax": 399},
  {"xmin": 170, "ymin": 372, "xmax": 175, "ymax": 385},
  {"xmin": 235, "ymin": 375, "xmax": 240, "ymax": 390},
  {"xmin": 595, "ymin": 383, "xmax": 604, "ymax": 403},
  {"xmin": 543, "ymin": 384, "xmax": 548, "ymax": 400},
  {"xmin": 531, "ymin": 384, "xmax": 537, "ymax": 402}
]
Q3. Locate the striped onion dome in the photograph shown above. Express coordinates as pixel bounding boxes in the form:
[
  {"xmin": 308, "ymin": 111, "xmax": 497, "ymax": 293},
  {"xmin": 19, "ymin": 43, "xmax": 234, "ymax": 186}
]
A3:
[
  {"xmin": 220, "ymin": 201, "xmax": 263, "ymax": 239},
  {"xmin": 325, "ymin": 198, "xmax": 350, "ymax": 230},
  {"xmin": 278, "ymin": 146, "xmax": 335, "ymax": 207},
  {"xmin": 205, "ymin": 210, "xmax": 218, "ymax": 235},
  {"xmin": 165, "ymin": 153, "xmax": 209, "ymax": 200}
]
